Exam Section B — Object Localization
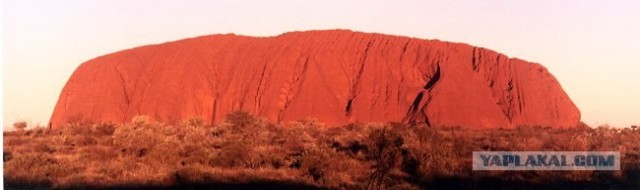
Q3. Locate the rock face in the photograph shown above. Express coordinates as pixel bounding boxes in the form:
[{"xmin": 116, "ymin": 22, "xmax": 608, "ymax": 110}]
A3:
[{"xmin": 49, "ymin": 30, "xmax": 580, "ymax": 128}]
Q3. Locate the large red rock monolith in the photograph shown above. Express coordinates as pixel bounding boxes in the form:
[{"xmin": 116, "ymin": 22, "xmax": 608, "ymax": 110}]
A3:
[{"xmin": 50, "ymin": 30, "xmax": 580, "ymax": 128}]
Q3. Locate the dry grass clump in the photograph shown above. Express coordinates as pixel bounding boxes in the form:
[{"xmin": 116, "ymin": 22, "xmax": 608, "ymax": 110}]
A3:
[{"xmin": 4, "ymin": 113, "xmax": 640, "ymax": 189}]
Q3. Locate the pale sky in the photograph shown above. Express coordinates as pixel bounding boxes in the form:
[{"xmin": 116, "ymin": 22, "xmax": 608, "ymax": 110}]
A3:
[{"xmin": 2, "ymin": 0, "xmax": 639, "ymax": 129}]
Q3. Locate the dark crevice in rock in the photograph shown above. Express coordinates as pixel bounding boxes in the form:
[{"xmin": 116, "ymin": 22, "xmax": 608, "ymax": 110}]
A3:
[
  {"xmin": 495, "ymin": 78, "xmax": 516, "ymax": 123},
  {"xmin": 471, "ymin": 47, "xmax": 484, "ymax": 72},
  {"xmin": 404, "ymin": 64, "xmax": 441, "ymax": 126},
  {"xmin": 472, "ymin": 47, "xmax": 478, "ymax": 71},
  {"xmin": 345, "ymin": 99, "xmax": 353, "ymax": 114},
  {"xmin": 404, "ymin": 96, "xmax": 431, "ymax": 127},
  {"xmin": 516, "ymin": 80, "xmax": 525, "ymax": 114},
  {"xmin": 345, "ymin": 40, "xmax": 374, "ymax": 117},
  {"xmin": 409, "ymin": 92, "xmax": 425, "ymax": 112},
  {"xmin": 277, "ymin": 110, "xmax": 284, "ymax": 123},
  {"xmin": 115, "ymin": 68, "xmax": 131, "ymax": 106},
  {"xmin": 211, "ymin": 99, "xmax": 218, "ymax": 125},
  {"xmin": 278, "ymin": 56, "xmax": 310, "ymax": 123},
  {"xmin": 422, "ymin": 109, "xmax": 431, "ymax": 127},
  {"xmin": 399, "ymin": 39, "xmax": 411, "ymax": 62},
  {"xmin": 300, "ymin": 57, "xmax": 311, "ymax": 80},
  {"xmin": 424, "ymin": 65, "xmax": 441, "ymax": 90},
  {"xmin": 254, "ymin": 63, "xmax": 269, "ymax": 111}
]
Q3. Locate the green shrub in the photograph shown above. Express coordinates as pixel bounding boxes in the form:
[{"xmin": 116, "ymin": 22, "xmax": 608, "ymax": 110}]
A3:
[
  {"xmin": 61, "ymin": 122, "xmax": 93, "ymax": 136},
  {"xmin": 5, "ymin": 153, "xmax": 77, "ymax": 182},
  {"xmin": 93, "ymin": 123, "xmax": 116, "ymax": 136},
  {"xmin": 225, "ymin": 110, "xmax": 258, "ymax": 131},
  {"xmin": 210, "ymin": 141, "xmax": 252, "ymax": 168},
  {"xmin": 300, "ymin": 145, "xmax": 332, "ymax": 182},
  {"xmin": 113, "ymin": 123, "xmax": 161, "ymax": 158}
]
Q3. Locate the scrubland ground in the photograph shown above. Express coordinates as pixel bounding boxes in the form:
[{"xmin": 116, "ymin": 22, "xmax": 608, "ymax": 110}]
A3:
[{"xmin": 4, "ymin": 111, "xmax": 640, "ymax": 189}]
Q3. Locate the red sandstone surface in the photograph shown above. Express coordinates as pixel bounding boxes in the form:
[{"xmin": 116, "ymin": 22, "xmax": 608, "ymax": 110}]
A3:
[{"xmin": 49, "ymin": 30, "xmax": 580, "ymax": 128}]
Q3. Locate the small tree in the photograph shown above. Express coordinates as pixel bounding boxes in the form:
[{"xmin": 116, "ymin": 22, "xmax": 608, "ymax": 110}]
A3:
[
  {"xmin": 225, "ymin": 110, "xmax": 258, "ymax": 131},
  {"xmin": 13, "ymin": 121, "xmax": 27, "ymax": 132},
  {"xmin": 183, "ymin": 117, "xmax": 205, "ymax": 128},
  {"xmin": 366, "ymin": 124, "xmax": 404, "ymax": 190}
]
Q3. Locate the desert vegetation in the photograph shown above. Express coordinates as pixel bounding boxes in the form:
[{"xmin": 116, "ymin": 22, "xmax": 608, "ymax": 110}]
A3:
[{"xmin": 4, "ymin": 112, "xmax": 640, "ymax": 189}]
